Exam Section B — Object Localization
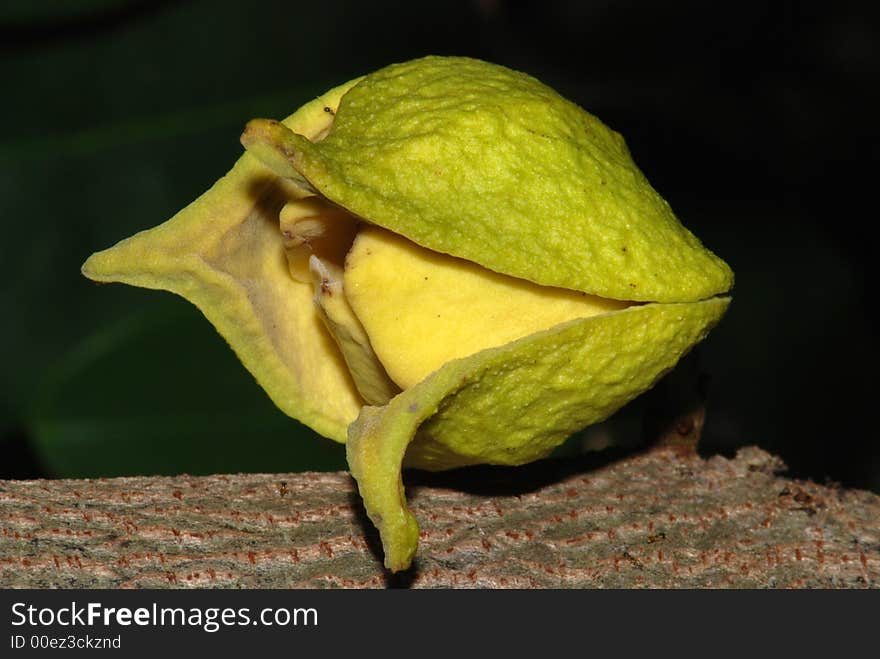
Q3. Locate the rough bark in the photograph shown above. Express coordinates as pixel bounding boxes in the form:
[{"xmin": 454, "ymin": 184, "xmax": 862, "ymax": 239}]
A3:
[{"xmin": 0, "ymin": 446, "xmax": 877, "ymax": 588}]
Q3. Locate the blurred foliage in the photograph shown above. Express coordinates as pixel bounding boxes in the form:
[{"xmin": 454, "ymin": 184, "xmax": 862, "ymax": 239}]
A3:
[
  {"xmin": 1, "ymin": 1, "xmax": 876, "ymax": 489},
  {"xmin": 29, "ymin": 294, "xmax": 346, "ymax": 476}
]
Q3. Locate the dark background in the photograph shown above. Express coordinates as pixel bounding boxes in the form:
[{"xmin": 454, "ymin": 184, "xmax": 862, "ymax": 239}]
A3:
[{"xmin": 1, "ymin": 1, "xmax": 876, "ymax": 491}]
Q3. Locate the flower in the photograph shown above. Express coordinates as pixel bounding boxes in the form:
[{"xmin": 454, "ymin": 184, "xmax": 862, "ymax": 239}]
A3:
[{"xmin": 83, "ymin": 57, "xmax": 732, "ymax": 571}]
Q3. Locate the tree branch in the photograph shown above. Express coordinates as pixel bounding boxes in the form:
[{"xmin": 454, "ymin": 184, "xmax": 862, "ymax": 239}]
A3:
[{"xmin": 1, "ymin": 447, "xmax": 877, "ymax": 588}]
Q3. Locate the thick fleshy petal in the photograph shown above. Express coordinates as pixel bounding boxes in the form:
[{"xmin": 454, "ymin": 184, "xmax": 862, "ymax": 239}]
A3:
[
  {"xmin": 346, "ymin": 297, "xmax": 730, "ymax": 571},
  {"xmin": 344, "ymin": 225, "xmax": 629, "ymax": 389},
  {"xmin": 82, "ymin": 80, "xmax": 364, "ymax": 441},
  {"xmin": 244, "ymin": 57, "xmax": 733, "ymax": 303}
]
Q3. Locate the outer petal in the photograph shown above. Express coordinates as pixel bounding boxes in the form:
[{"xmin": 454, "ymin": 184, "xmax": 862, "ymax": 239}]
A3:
[
  {"xmin": 82, "ymin": 80, "xmax": 364, "ymax": 442},
  {"xmin": 346, "ymin": 297, "xmax": 730, "ymax": 571},
  {"xmin": 256, "ymin": 57, "xmax": 734, "ymax": 303}
]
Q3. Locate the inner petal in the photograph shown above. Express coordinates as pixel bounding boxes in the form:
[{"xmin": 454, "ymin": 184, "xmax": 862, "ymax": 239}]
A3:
[
  {"xmin": 279, "ymin": 195, "xmax": 359, "ymax": 282},
  {"xmin": 309, "ymin": 255, "xmax": 400, "ymax": 406},
  {"xmin": 344, "ymin": 226, "xmax": 632, "ymax": 390}
]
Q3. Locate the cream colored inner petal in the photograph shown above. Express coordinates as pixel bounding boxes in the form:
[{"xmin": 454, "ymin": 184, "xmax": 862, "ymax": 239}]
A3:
[
  {"xmin": 309, "ymin": 256, "xmax": 400, "ymax": 406},
  {"xmin": 280, "ymin": 195, "xmax": 359, "ymax": 282},
  {"xmin": 343, "ymin": 226, "xmax": 632, "ymax": 390}
]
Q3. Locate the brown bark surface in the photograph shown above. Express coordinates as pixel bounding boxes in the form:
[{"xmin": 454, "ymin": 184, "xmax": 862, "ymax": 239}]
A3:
[{"xmin": 1, "ymin": 446, "xmax": 878, "ymax": 588}]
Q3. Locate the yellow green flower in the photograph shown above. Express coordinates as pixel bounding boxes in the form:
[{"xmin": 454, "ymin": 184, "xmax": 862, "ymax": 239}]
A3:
[{"xmin": 83, "ymin": 56, "xmax": 733, "ymax": 571}]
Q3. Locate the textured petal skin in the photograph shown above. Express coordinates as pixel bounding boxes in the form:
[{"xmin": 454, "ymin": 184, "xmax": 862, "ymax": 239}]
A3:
[
  {"xmin": 82, "ymin": 80, "xmax": 364, "ymax": 442},
  {"xmin": 259, "ymin": 56, "xmax": 733, "ymax": 302},
  {"xmin": 347, "ymin": 297, "xmax": 730, "ymax": 571}
]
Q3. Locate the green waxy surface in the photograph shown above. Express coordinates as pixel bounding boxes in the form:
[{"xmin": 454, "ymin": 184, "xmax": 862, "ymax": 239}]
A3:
[
  {"xmin": 251, "ymin": 56, "xmax": 733, "ymax": 302},
  {"xmin": 347, "ymin": 297, "xmax": 730, "ymax": 571}
]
